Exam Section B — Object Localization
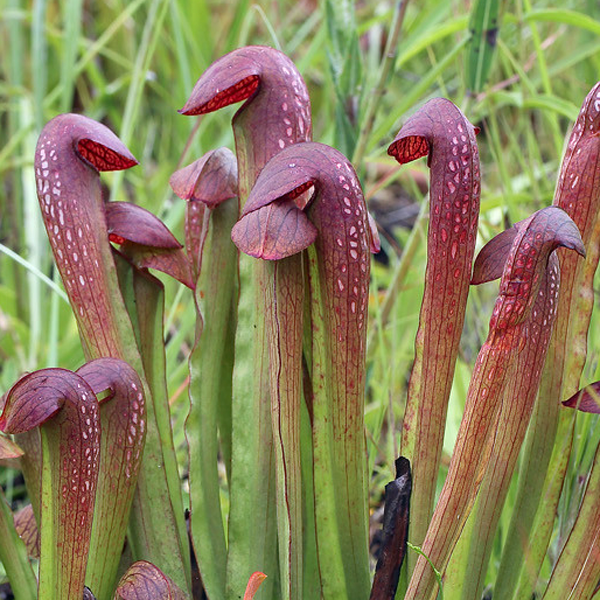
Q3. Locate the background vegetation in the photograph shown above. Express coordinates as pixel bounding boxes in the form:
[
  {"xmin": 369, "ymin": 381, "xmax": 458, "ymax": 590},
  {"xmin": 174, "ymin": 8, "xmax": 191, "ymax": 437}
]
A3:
[{"xmin": 1, "ymin": 0, "xmax": 600, "ymax": 594}]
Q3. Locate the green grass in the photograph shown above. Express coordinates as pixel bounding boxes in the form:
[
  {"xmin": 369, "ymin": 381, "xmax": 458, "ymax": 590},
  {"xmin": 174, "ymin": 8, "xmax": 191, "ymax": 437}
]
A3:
[{"xmin": 1, "ymin": 0, "xmax": 600, "ymax": 596}]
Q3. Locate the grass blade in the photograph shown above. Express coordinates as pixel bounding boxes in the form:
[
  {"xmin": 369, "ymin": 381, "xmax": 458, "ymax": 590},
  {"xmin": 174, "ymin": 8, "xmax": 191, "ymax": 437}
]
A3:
[{"xmin": 465, "ymin": 0, "xmax": 501, "ymax": 93}]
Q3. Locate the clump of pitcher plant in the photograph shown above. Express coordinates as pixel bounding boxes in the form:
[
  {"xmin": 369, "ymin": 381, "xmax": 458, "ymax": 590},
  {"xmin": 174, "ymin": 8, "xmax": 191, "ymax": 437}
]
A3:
[
  {"xmin": 33, "ymin": 113, "xmax": 192, "ymax": 596},
  {"xmin": 179, "ymin": 45, "xmax": 314, "ymax": 600},
  {"xmin": 2, "ymin": 42, "xmax": 600, "ymax": 600},
  {"xmin": 0, "ymin": 358, "xmax": 145, "ymax": 600}
]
